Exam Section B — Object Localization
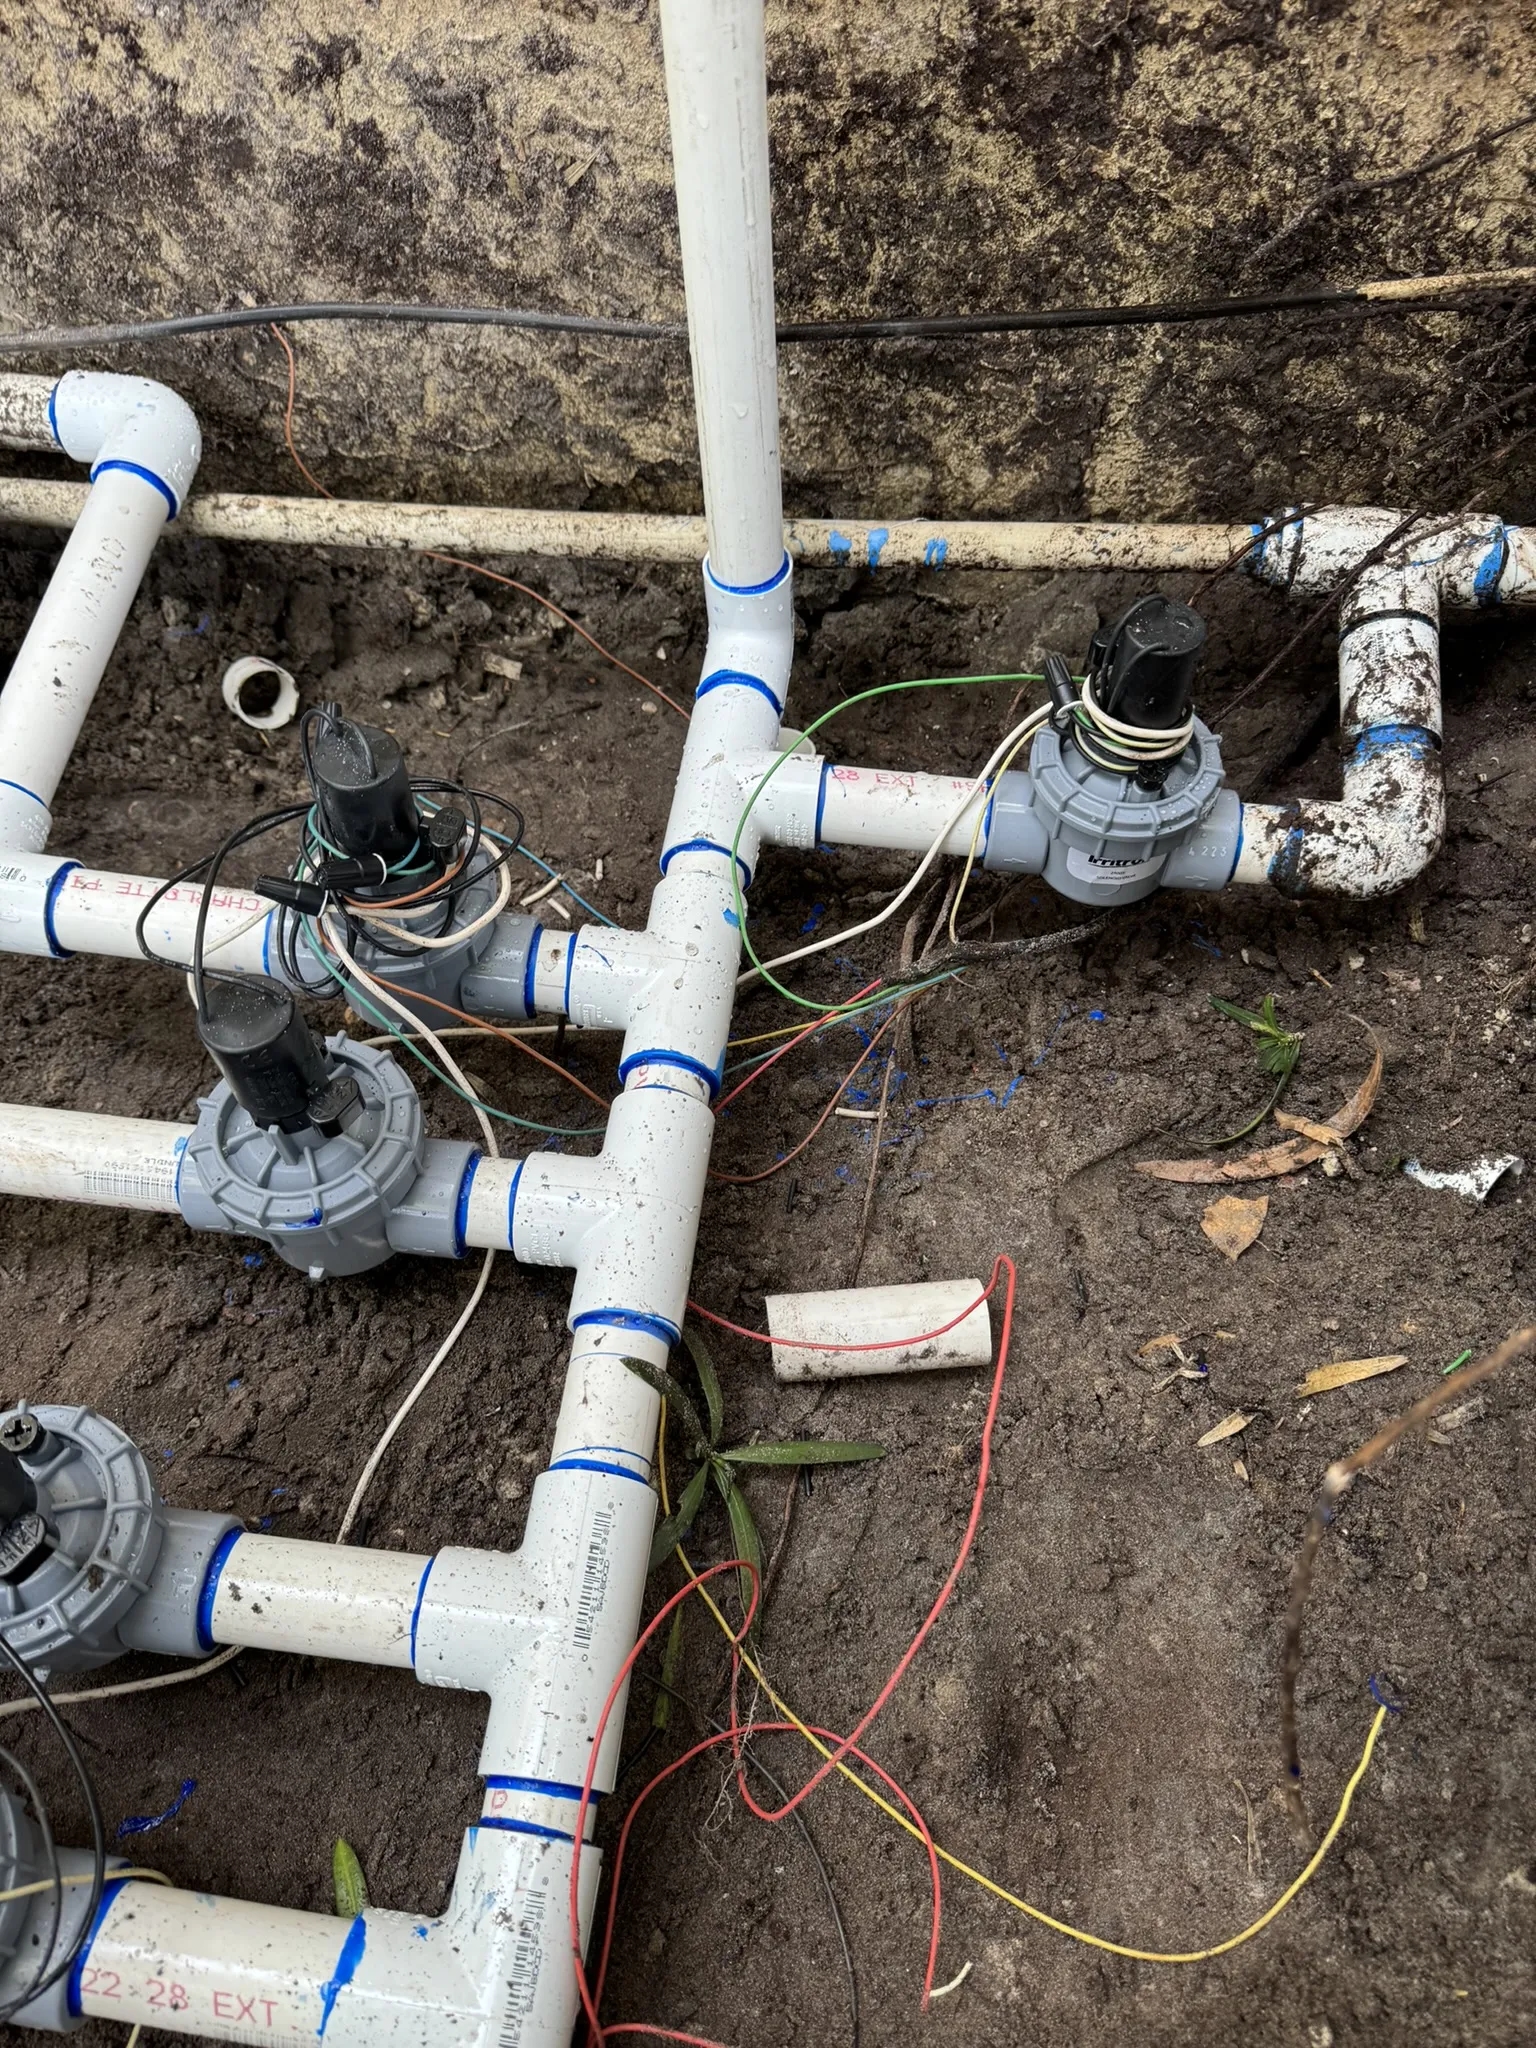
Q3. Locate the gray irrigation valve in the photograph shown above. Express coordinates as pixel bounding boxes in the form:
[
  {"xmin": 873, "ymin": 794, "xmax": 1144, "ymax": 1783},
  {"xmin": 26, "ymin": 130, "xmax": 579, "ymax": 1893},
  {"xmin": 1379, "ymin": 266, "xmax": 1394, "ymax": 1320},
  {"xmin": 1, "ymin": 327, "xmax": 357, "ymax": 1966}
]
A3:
[
  {"xmin": 460, "ymin": 911, "xmax": 539, "ymax": 1022},
  {"xmin": 0, "ymin": 1407, "xmax": 239, "ymax": 1677},
  {"xmin": 178, "ymin": 1033, "xmax": 428, "ymax": 1278},
  {"xmin": 983, "ymin": 716, "xmax": 1238, "ymax": 905},
  {"xmin": 0, "ymin": 1791, "xmax": 118, "ymax": 2032}
]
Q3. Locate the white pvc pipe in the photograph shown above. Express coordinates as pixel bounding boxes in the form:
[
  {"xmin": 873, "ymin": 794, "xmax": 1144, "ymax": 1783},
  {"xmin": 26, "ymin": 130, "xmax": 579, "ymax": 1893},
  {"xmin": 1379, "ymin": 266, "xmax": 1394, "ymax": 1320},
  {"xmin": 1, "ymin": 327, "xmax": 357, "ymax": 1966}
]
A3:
[
  {"xmin": 0, "ymin": 373, "xmax": 200, "ymax": 851},
  {"xmin": 0, "ymin": 476, "xmax": 1268, "ymax": 573},
  {"xmin": 207, "ymin": 1533, "xmax": 430, "ymax": 1669},
  {"xmin": 1236, "ymin": 554, "xmax": 1446, "ymax": 897},
  {"xmin": 0, "ymin": 1103, "xmax": 189, "ymax": 1211},
  {"xmin": 659, "ymin": 0, "xmax": 783, "ymax": 586},
  {"xmin": 0, "ymin": 852, "xmax": 273, "ymax": 967},
  {"xmin": 77, "ymin": 1826, "xmax": 600, "ymax": 2046},
  {"xmin": 766, "ymin": 1277, "xmax": 994, "ymax": 1381},
  {"xmin": 799, "ymin": 760, "xmax": 989, "ymax": 856}
]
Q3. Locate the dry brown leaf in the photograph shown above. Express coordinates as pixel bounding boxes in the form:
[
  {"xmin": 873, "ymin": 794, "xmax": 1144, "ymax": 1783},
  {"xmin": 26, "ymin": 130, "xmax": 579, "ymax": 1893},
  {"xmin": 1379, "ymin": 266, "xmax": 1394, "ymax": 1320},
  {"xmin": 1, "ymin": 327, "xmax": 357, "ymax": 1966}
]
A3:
[
  {"xmin": 1197, "ymin": 1411, "xmax": 1253, "ymax": 1447},
  {"xmin": 1273, "ymin": 1109, "xmax": 1344, "ymax": 1145},
  {"xmin": 1295, "ymin": 1354, "xmax": 1408, "ymax": 1397},
  {"xmin": 1136, "ymin": 1021, "xmax": 1384, "ymax": 1183},
  {"xmin": 1201, "ymin": 1194, "xmax": 1269, "ymax": 1260},
  {"xmin": 1138, "ymin": 1333, "xmax": 1186, "ymax": 1359}
]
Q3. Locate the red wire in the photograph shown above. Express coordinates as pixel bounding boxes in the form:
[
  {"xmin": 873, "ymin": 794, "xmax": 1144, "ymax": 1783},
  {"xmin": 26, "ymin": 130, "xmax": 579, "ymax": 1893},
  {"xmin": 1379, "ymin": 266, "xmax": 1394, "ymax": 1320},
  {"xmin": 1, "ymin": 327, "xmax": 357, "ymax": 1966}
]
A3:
[
  {"xmin": 724, "ymin": 1253, "xmax": 1014, "ymax": 1825},
  {"xmin": 713, "ymin": 980, "xmax": 883, "ymax": 1112},
  {"xmin": 577, "ymin": 1254, "xmax": 1015, "ymax": 2040},
  {"xmin": 708, "ymin": 998, "xmax": 911, "ymax": 1186},
  {"xmin": 590, "ymin": 1721, "xmax": 942, "ymax": 2028},
  {"xmin": 686, "ymin": 1259, "xmax": 1003, "ymax": 1353},
  {"xmin": 570, "ymin": 1561, "xmax": 760, "ymax": 2048}
]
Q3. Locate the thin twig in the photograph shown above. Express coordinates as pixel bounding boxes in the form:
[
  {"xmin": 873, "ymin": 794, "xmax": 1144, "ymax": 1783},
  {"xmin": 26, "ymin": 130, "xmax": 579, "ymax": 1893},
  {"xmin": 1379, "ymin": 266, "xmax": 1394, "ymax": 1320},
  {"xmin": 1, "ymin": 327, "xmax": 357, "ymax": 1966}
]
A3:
[
  {"xmin": 911, "ymin": 913, "xmax": 1112, "ymax": 979},
  {"xmin": 846, "ymin": 1052, "xmax": 897, "ymax": 1287},
  {"xmin": 1279, "ymin": 1323, "xmax": 1536, "ymax": 1800},
  {"xmin": 1244, "ymin": 108, "xmax": 1536, "ymax": 274}
]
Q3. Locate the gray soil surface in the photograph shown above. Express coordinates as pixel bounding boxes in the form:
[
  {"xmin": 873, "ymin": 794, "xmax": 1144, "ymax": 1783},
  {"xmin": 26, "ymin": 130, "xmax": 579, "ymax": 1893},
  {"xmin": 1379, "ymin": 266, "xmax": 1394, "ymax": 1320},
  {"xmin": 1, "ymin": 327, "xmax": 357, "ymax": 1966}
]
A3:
[{"xmin": 0, "ymin": 527, "xmax": 1533, "ymax": 2046}]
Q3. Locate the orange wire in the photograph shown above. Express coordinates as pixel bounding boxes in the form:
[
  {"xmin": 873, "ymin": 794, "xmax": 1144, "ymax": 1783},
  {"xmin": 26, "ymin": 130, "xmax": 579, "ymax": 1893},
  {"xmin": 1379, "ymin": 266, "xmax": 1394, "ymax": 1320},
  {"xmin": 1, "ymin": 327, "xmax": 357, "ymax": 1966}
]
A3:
[
  {"xmin": 361, "ymin": 969, "xmax": 612, "ymax": 1113},
  {"xmin": 708, "ymin": 997, "xmax": 911, "ymax": 1184},
  {"xmin": 268, "ymin": 324, "xmax": 691, "ymax": 720}
]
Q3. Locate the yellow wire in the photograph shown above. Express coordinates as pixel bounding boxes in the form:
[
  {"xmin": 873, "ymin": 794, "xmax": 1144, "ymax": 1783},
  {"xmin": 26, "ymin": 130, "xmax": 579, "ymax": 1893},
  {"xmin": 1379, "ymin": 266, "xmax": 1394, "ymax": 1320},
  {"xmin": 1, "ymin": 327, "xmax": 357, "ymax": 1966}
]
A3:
[
  {"xmin": 657, "ymin": 1429, "xmax": 1389, "ymax": 1965},
  {"xmin": 0, "ymin": 1865, "xmax": 169, "ymax": 1906},
  {"xmin": 946, "ymin": 713, "xmax": 1046, "ymax": 947}
]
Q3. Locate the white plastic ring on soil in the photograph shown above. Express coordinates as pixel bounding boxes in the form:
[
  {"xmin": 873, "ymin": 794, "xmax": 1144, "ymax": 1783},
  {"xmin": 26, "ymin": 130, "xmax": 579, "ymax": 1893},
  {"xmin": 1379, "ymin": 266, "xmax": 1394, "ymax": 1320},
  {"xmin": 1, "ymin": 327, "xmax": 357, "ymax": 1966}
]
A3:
[{"xmin": 221, "ymin": 654, "xmax": 298, "ymax": 729}]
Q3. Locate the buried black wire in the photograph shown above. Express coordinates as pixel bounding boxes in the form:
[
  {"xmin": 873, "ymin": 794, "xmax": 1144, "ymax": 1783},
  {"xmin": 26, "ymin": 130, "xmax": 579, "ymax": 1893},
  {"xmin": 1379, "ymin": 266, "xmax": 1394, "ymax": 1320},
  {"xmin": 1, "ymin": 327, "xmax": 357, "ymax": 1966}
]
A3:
[
  {"xmin": 0, "ymin": 277, "xmax": 1530, "ymax": 358},
  {"xmin": 619, "ymin": 1673, "xmax": 860, "ymax": 2048},
  {"xmin": 0, "ymin": 1634, "xmax": 106, "ymax": 2024}
]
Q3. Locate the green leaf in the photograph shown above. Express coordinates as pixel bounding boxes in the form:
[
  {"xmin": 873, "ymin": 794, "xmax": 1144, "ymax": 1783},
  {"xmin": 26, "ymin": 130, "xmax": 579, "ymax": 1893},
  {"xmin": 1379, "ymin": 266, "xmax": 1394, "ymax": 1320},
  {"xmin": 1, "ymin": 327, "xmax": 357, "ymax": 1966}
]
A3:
[
  {"xmin": 681, "ymin": 1324, "xmax": 724, "ymax": 1448},
  {"xmin": 332, "ymin": 1839, "xmax": 368, "ymax": 1919},
  {"xmin": 1209, "ymin": 994, "xmax": 1267, "ymax": 1031},
  {"xmin": 621, "ymin": 1355, "xmax": 711, "ymax": 1464},
  {"xmin": 648, "ymin": 1458, "xmax": 710, "ymax": 1572},
  {"xmin": 651, "ymin": 1606, "xmax": 686, "ymax": 1733},
  {"xmin": 711, "ymin": 1461, "xmax": 763, "ymax": 1633},
  {"xmin": 719, "ymin": 1439, "xmax": 886, "ymax": 1467}
]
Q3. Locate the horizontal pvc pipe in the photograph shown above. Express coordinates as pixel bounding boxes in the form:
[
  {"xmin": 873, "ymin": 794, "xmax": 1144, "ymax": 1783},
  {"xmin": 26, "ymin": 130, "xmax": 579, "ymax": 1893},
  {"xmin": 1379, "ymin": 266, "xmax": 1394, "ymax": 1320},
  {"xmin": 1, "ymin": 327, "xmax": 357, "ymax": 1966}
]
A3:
[
  {"xmin": 0, "ymin": 1103, "xmax": 189, "ymax": 1211},
  {"xmin": 765, "ymin": 1277, "xmax": 994, "ymax": 1381},
  {"xmin": 0, "ymin": 477, "xmax": 1260, "ymax": 573},
  {"xmin": 77, "ymin": 1826, "xmax": 600, "ymax": 2047},
  {"xmin": 207, "ymin": 1533, "xmax": 430, "ymax": 1668},
  {"xmin": 0, "ymin": 853, "xmax": 273, "ymax": 967},
  {"xmin": 0, "ymin": 373, "xmax": 54, "ymax": 450},
  {"xmin": 809, "ymin": 760, "xmax": 989, "ymax": 856}
]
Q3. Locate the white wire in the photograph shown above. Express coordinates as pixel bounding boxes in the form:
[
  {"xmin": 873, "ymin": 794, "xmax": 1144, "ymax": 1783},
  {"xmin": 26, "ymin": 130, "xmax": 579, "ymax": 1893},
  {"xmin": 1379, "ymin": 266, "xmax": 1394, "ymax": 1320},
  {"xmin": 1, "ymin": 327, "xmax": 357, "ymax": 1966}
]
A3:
[
  {"xmin": 341, "ymin": 855, "xmax": 512, "ymax": 949},
  {"xmin": 1076, "ymin": 673, "xmax": 1195, "ymax": 760},
  {"xmin": 319, "ymin": 916, "xmax": 502, "ymax": 1543},
  {"xmin": 0, "ymin": 897, "xmax": 511, "ymax": 1724},
  {"xmin": 738, "ymin": 701, "xmax": 1050, "ymax": 989}
]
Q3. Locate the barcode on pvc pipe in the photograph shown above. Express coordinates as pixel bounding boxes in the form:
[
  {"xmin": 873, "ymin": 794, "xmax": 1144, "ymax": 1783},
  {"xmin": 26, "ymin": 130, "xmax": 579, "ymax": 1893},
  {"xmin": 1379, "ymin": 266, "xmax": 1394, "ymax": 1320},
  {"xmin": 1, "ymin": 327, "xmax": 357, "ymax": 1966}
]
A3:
[
  {"xmin": 82, "ymin": 1164, "xmax": 176, "ymax": 1204},
  {"xmin": 498, "ymin": 1882, "xmax": 548, "ymax": 2043},
  {"xmin": 574, "ymin": 1507, "xmax": 613, "ymax": 1651}
]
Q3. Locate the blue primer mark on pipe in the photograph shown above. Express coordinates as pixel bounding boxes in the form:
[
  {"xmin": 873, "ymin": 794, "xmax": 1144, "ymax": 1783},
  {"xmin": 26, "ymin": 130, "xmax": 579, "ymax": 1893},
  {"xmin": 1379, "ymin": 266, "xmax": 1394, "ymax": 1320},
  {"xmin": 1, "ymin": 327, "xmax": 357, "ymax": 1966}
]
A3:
[
  {"xmin": 1473, "ymin": 528, "xmax": 1508, "ymax": 606},
  {"xmin": 196, "ymin": 1528, "xmax": 242, "ymax": 1652},
  {"xmin": 923, "ymin": 537, "xmax": 949, "ymax": 569},
  {"xmin": 866, "ymin": 526, "xmax": 890, "ymax": 570},
  {"xmin": 827, "ymin": 530, "xmax": 853, "ymax": 562},
  {"xmin": 408, "ymin": 1559, "xmax": 434, "ymax": 1667},
  {"xmin": 317, "ymin": 1916, "xmax": 367, "ymax": 2037},
  {"xmin": 1350, "ymin": 723, "xmax": 1438, "ymax": 767},
  {"xmin": 723, "ymin": 907, "xmax": 740, "ymax": 928},
  {"xmin": 1269, "ymin": 824, "xmax": 1309, "ymax": 897}
]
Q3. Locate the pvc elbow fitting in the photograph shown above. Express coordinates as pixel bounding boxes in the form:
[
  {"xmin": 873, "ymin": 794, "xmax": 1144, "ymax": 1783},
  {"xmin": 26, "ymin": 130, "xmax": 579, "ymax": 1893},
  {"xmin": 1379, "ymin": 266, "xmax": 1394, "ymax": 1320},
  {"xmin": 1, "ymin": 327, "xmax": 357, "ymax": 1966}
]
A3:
[{"xmin": 50, "ymin": 369, "xmax": 202, "ymax": 517}]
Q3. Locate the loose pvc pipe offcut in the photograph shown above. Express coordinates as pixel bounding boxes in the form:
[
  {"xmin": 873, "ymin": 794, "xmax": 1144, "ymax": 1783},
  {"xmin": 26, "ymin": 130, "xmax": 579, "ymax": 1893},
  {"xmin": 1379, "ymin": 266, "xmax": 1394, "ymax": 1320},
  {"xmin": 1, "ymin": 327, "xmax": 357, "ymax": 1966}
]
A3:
[
  {"xmin": 766, "ymin": 1278, "xmax": 994, "ymax": 1381},
  {"xmin": 221, "ymin": 655, "xmax": 299, "ymax": 730}
]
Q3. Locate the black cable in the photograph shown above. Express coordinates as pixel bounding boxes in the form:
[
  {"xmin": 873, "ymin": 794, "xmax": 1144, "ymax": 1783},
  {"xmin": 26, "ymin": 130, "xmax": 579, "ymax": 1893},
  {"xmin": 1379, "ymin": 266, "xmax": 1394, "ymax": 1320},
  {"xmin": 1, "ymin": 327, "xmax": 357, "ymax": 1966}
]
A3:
[
  {"xmin": 0, "ymin": 1741, "xmax": 62, "ymax": 2021},
  {"xmin": 0, "ymin": 1634, "xmax": 106, "ymax": 2023},
  {"xmin": 0, "ymin": 277, "xmax": 1528, "ymax": 358},
  {"xmin": 133, "ymin": 803, "xmax": 311, "ymax": 990}
]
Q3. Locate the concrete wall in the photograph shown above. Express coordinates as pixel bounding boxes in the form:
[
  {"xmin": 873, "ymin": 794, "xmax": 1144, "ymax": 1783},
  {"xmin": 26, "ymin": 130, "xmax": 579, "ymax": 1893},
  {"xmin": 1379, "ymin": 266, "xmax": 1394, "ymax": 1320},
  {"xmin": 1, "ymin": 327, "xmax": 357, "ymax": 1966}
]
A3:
[{"xmin": 1, "ymin": 0, "xmax": 1531, "ymax": 520}]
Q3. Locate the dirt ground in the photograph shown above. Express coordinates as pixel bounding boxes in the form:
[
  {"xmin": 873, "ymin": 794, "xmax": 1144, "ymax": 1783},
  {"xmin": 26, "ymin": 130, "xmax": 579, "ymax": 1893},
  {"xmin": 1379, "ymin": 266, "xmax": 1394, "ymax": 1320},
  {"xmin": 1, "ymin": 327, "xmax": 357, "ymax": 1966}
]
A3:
[{"xmin": 0, "ymin": 524, "xmax": 1533, "ymax": 2047}]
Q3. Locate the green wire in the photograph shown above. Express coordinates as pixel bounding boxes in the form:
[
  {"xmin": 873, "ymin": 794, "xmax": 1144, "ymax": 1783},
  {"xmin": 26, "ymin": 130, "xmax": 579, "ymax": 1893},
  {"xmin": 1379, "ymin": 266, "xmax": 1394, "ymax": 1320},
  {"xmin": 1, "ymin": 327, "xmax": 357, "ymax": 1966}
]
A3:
[
  {"xmin": 301, "ymin": 915, "xmax": 603, "ymax": 1141},
  {"xmin": 719, "ymin": 966, "xmax": 966, "ymax": 1079},
  {"xmin": 728, "ymin": 671, "xmax": 1046, "ymax": 1014}
]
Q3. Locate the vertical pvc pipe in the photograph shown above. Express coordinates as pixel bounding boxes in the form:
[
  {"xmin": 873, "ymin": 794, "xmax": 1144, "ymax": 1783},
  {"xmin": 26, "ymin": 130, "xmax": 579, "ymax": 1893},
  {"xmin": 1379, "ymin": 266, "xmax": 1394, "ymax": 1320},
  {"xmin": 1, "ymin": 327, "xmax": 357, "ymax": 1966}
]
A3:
[
  {"xmin": 659, "ymin": 0, "xmax": 784, "ymax": 587},
  {"xmin": 0, "ymin": 470, "xmax": 171, "ymax": 851}
]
